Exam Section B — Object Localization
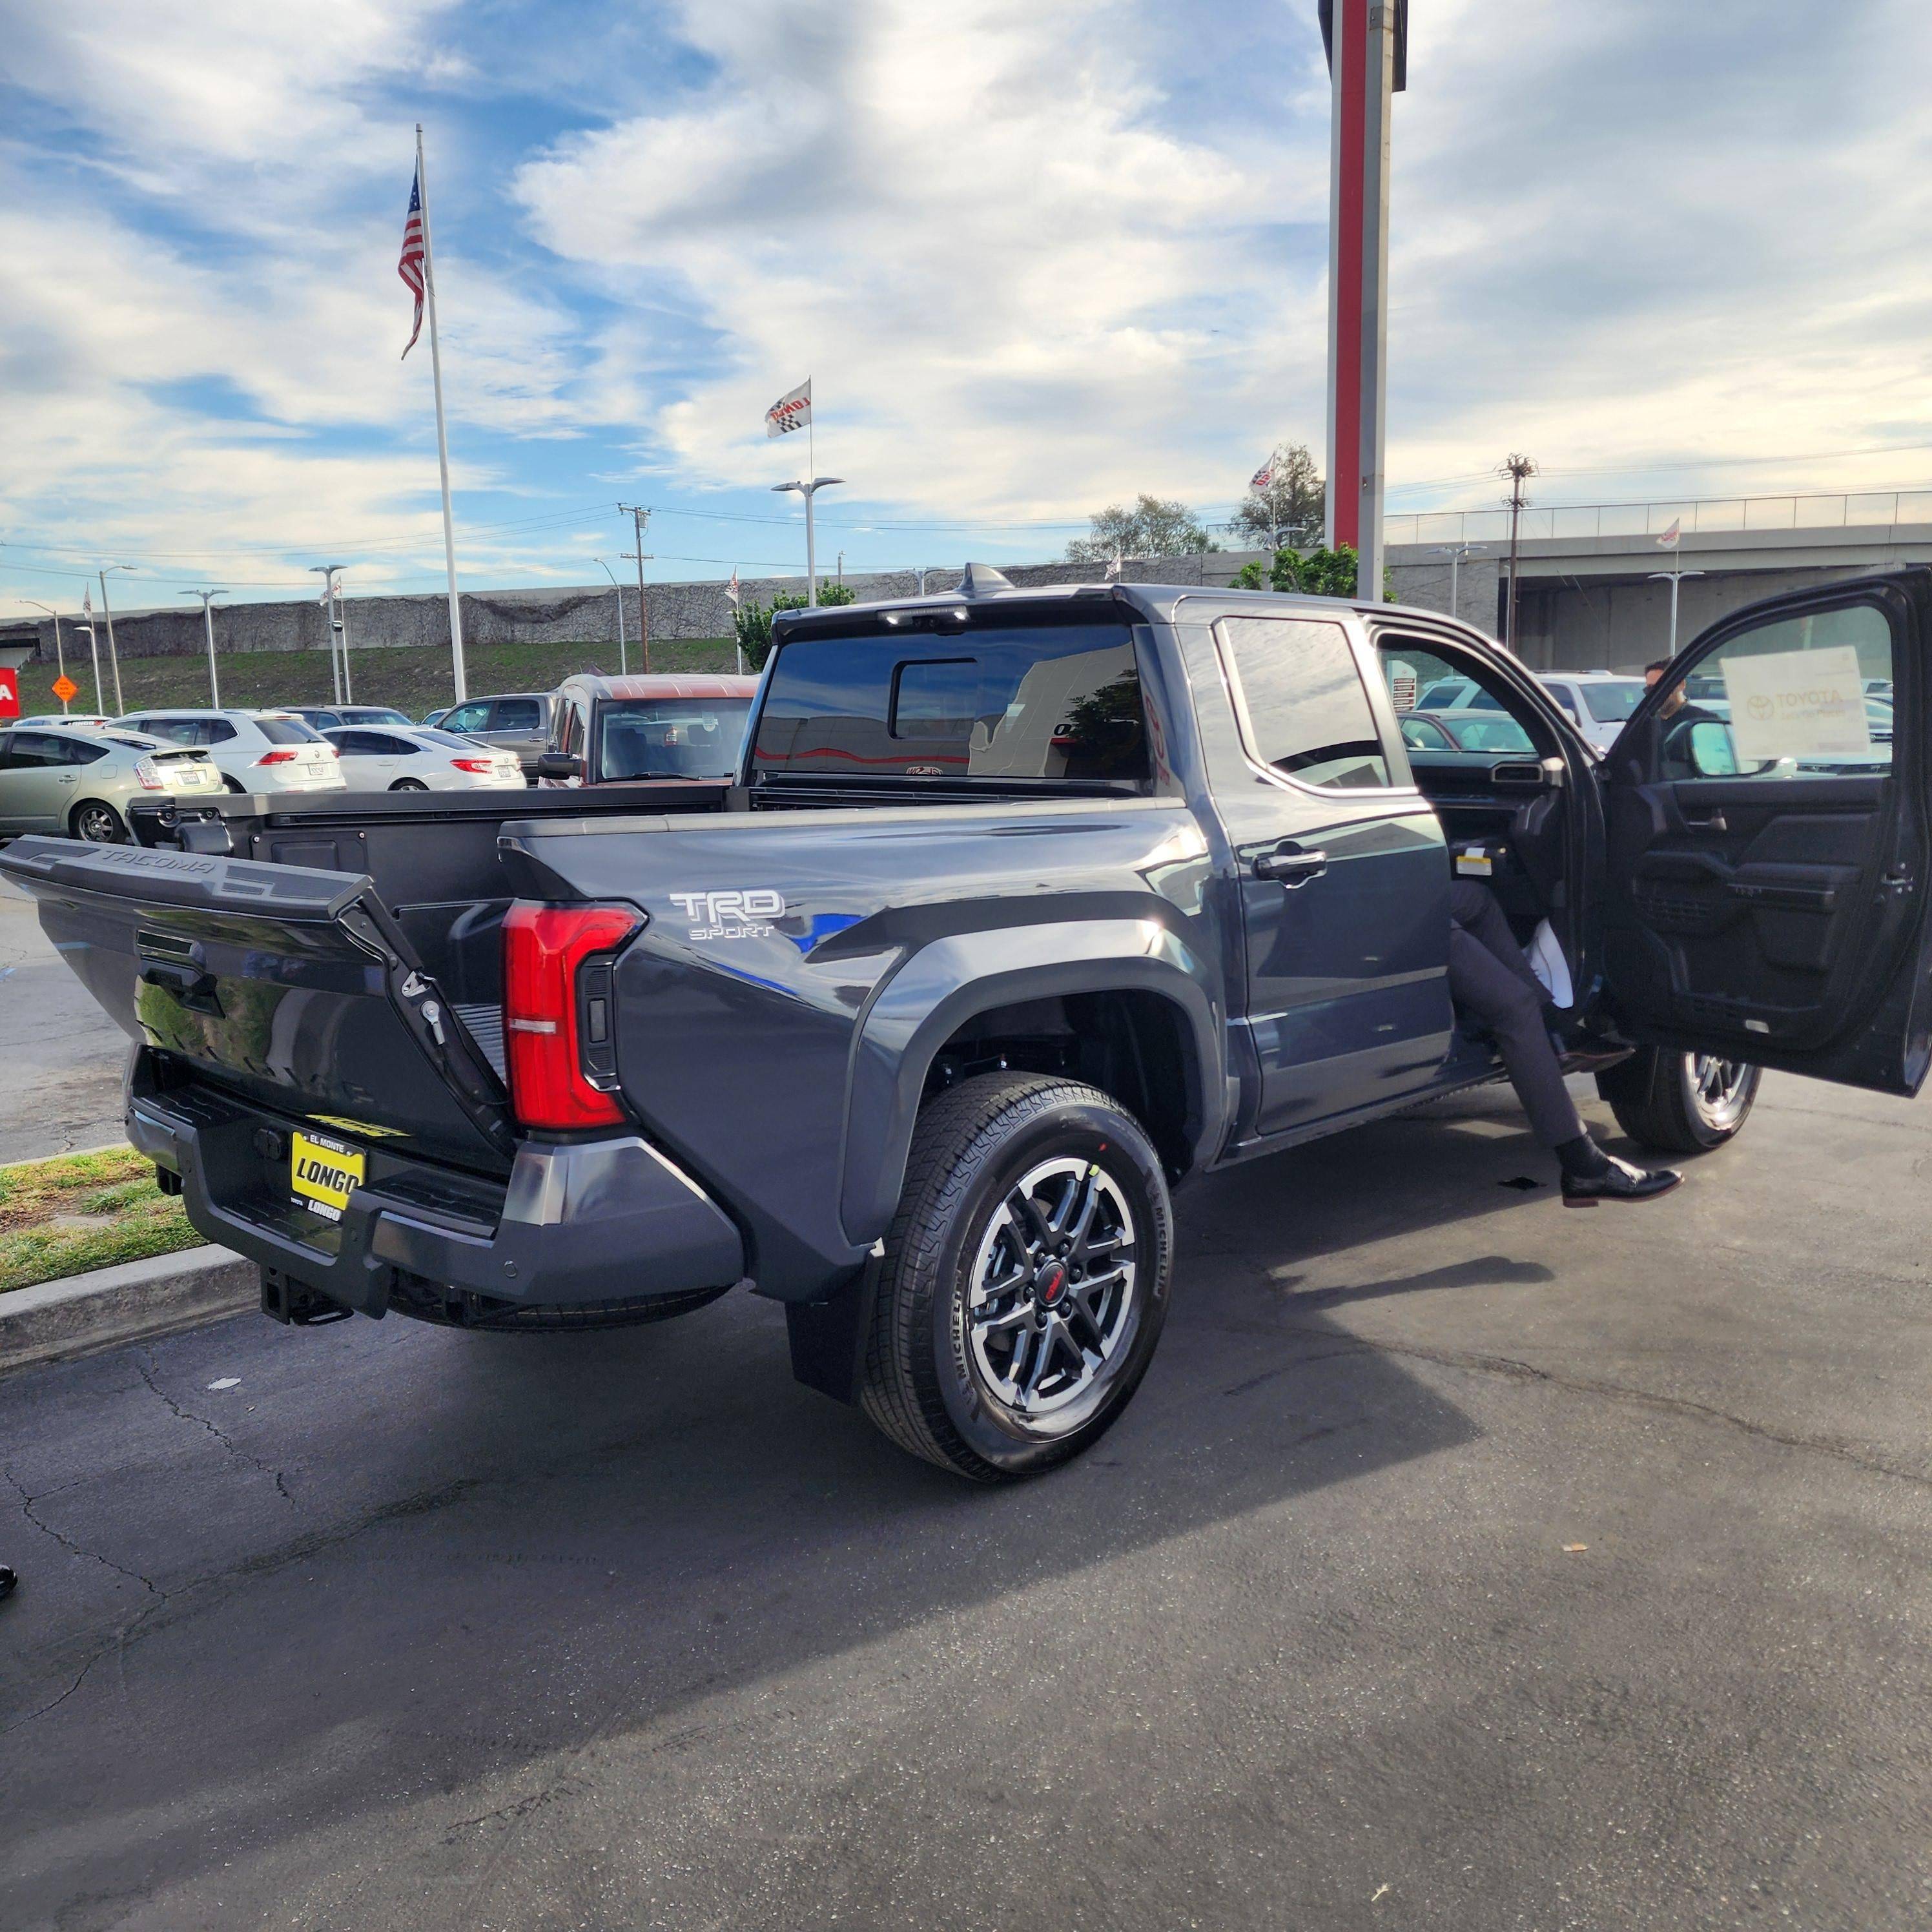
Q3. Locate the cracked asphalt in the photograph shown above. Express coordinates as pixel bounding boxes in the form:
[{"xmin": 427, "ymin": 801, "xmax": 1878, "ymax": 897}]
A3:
[
  {"xmin": 5, "ymin": 1070, "xmax": 1932, "ymax": 1930},
  {"xmin": 0, "ymin": 876, "xmax": 130, "ymax": 1163}
]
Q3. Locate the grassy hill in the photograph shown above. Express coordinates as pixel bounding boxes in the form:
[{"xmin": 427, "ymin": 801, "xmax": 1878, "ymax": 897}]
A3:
[{"xmin": 15, "ymin": 636, "xmax": 739, "ymax": 721}]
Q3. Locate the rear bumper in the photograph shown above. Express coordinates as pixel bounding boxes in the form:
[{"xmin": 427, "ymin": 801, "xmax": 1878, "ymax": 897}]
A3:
[{"xmin": 127, "ymin": 1062, "xmax": 746, "ymax": 1322}]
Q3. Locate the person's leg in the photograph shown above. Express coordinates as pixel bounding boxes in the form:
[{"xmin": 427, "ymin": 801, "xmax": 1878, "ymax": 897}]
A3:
[
  {"xmin": 1448, "ymin": 920, "xmax": 1683, "ymax": 1203},
  {"xmin": 1448, "ymin": 876, "xmax": 1548, "ymax": 1003},
  {"xmin": 1448, "ymin": 924, "xmax": 1587, "ymax": 1147}
]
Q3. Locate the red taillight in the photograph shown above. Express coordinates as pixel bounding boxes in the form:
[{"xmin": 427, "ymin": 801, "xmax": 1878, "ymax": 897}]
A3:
[
  {"xmin": 451, "ymin": 757, "xmax": 496, "ymax": 774},
  {"xmin": 254, "ymin": 749, "xmax": 300, "ymax": 765},
  {"xmin": 502, "ymin": 902, "xmax": 641, "ymax": 1129}
]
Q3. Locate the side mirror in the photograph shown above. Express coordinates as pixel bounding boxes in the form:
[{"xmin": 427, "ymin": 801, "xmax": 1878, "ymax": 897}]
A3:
[
  {"xmin": 534, "ymin": 751, "xmax": 583, "ymax": 782},
  {"xmin": 1686, "ymin": 721, "xmax": 1739, "ymax": 779}
]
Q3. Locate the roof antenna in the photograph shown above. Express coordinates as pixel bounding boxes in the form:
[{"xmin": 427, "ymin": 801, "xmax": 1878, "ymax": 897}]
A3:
[{"xmin": 956, "ymin": 561, "xmax": 1015, "ymax": 599}]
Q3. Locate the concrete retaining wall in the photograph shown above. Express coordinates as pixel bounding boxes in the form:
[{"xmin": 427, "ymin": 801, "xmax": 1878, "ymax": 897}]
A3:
[{"xmin": 8, "ymin": 546, "xmax": 1494, "ymax": 673}]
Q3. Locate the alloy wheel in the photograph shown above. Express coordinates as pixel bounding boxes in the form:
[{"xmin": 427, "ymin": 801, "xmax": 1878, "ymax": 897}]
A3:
[
  {"xmin": 72, "ymin": 803, "xmax": 121, "ymax": 843},
  {"xmin": 965, "ymin": 1154, "xmax": 1138, "ymax": 1417},
  {"xmin": 1687, "ymin": 1053, "xmax": 1753, "ymax": 1131}
]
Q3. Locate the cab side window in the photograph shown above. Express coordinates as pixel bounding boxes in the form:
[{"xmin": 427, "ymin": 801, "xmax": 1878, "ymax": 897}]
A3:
[
  {"xmin": 493, "ymin": 699, "xmax": 542, "ymax": 731},
  {"xmin": 1218, "ymin": 617, "xmax": 1389, "ymax": 790},
  {"xmin": 444, "ymin": 702, "xmax": 490, "ymax": 734},
  {"xmin": 1656, "ymin": 602, "xmax": 1894, "ymax": 782}
]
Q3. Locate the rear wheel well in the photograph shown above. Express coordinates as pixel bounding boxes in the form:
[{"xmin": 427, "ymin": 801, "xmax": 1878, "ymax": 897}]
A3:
[{"xmin": 923, "ymin": 989, "xmax": 1198, "ymax": 1178}]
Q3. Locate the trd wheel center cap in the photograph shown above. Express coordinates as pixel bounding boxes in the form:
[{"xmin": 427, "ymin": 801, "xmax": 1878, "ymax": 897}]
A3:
[{"xmin": 1034, "ymin": 1262, "xmax": 1070, "ymax": 1308}]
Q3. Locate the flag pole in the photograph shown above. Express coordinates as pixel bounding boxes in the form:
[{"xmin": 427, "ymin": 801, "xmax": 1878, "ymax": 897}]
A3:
[{"xmin": 415, "ymin": 123, "xmax": 466, "ymax": 703}]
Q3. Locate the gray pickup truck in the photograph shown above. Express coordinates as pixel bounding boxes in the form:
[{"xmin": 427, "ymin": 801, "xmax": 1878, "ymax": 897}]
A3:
[{"xmin": 5, "ymin": 565, "xmax": 1929, "ymax": 1479}]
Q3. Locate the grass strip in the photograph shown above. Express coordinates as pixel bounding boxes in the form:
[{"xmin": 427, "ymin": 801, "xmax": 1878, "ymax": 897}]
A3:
[{"xmin": 0, "ymin": 1146, "xmax": 200, "ymax": 1294}]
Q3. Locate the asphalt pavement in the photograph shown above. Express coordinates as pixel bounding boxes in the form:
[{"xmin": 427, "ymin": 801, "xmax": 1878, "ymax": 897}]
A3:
[
  {"xmin": 0, "ymin": 876, "xmax": 131, "ymax": 1163},
  {"xmin": 5, "ymin": 1065, "xmax": 1931, "ymax": 1929}
]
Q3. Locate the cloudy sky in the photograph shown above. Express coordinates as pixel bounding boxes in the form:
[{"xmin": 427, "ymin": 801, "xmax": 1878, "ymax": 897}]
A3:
[{"xmin": 1, "ymin": 0, "xmax": 1927, "ymax": 614}]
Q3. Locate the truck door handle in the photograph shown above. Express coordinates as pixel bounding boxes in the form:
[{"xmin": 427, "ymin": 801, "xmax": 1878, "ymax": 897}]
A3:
[
  {"xmin": 1255, "ymin": 848, "xmax": 1328, "ymax": 887},
  {"xmin": 1684, "ymin": 812, "xmax": 1728, "ymax": 833}
]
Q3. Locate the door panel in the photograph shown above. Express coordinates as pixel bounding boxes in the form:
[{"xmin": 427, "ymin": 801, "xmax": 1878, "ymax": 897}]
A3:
[
  {"xmin": 1213, "ymin": 614, "xmax": 1454, "ymax": 1135},
  {"xmin": 1602, "ymin": 573, "xmax": 1932, "ymax": 1094}
]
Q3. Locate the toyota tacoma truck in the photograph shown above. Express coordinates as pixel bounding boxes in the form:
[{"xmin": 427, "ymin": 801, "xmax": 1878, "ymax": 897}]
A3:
[{"xmin": 5, "ymin": 564, "xmax": 1929, "ymax": 1479}]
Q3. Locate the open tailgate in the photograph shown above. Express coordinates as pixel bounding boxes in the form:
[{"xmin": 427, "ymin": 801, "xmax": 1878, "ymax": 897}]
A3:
[{"xmin": 0, "ymin": 838, "xmax": 514, "ymax": 1173}]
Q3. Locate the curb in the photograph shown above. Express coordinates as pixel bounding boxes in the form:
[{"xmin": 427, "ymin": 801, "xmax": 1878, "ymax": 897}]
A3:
[{"xmin": 0, "ymin": 1245, "xmax": 258, "ymax": 1375}]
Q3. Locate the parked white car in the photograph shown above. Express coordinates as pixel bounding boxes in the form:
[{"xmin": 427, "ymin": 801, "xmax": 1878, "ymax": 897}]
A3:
[
  {"xmin": 16, "ymin": 714, "xmax": 118, "ymax": 730},
  {"xmin": 114, "ymin": 709, "xmax": 345, "ymax": 794},
  {"xmin": 322, "ymin": 724, "xmax": 526, "ymax": 791}
]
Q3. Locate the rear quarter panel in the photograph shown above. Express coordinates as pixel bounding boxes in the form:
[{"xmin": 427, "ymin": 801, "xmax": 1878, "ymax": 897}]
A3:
[{"xmin": 508, "ymin": 797, "xmax": 1226, "ymax": 1298}]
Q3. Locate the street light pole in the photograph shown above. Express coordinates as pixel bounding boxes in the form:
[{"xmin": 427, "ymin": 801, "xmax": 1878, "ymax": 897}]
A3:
[
  {"xmin": 617, "ymin": 504, "xmax": 652, "ymax": 673},
  {"xmin": 182, "ymin": 590, "xmax": 226, "ymax": 708},
  {"xmin": 309, "ymin": 566, "xmax": 345, "ymax": 701},
  {"xmin": 593, "ymin": 559, "xmax": 626, "ymax": 673},
  {"xmin": 98, "ymin": 566, "xmax": 134, "ymax": 715},
  {"xmin": 1430, "ymin": 542, "xmax": 1486, "ymax": 623},
  {"xmin": 323, "ymin": 564, "xmax": 354, "ymax": 702},
  {"xmin": 771, "ymin": 477, "xmax": 844, "ymax": 606},
  {"xmin": 1648, "ymin": 570, "xmax": 1705, "ymax": 655},
  {"xmin": 24, "ymin": 602, "xmax": 66, "ymax": 712},
  {"xmin": 80, "ymin": 601, "xmax": 104, "ymax": 715}
]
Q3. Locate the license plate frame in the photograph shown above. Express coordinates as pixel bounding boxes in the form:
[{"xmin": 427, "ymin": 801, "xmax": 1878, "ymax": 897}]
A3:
[{"xmin": 290, "ymin": 1129, "xmax": 365, "ymax": 1221}]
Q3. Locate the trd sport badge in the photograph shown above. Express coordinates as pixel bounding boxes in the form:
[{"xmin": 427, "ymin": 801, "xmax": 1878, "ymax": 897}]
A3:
[{"xmin": 669, "ymin": 889, "xmax": 785, "ymax": 940}]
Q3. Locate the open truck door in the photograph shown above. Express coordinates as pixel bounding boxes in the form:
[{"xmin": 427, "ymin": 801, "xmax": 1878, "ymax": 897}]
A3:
[{"xmin": 1599, "ymin": 568, "xmax": 1932, "ymax": 1095}]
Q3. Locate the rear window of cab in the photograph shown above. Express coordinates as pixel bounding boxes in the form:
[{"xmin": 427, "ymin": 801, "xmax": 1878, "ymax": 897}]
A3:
[{"xmin": 752, "ymin": 617, "xmax": 1149, "ymax": 784}]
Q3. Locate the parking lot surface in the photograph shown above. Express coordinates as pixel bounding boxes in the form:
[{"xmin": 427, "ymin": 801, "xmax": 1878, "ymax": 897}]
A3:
[{"xmin": 5, "ymin": 1071, "xmax": 1931, "ymax": 1930}]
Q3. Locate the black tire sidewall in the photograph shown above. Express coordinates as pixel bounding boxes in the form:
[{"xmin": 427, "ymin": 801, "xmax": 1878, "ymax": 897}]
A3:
[{"xmin": 923, "ymin": 1094, "xmax": 1171, "ymax": 1475}]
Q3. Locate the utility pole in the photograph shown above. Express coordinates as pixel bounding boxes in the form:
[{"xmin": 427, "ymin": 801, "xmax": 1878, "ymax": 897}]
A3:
[
  {"xmin": 98, "ymin": 566, "xmax": 133, "ymax": 714},
  {"xmin": 1648, "ymin": 569, "xmax": 1705, "ymax": 655},
  {"xmin": 593, "ymin": 558, "xmax": 627, "ymax": 674},
  {"xmin": 24, "ymin": 602, "xmax": 67, "ymax": 712},
  {"xmin": 771, "ymin": 477, "xmax": 844, "ymax": 605},
  {"xmin": 182, "ymin": 590, "xmax": 226, "ymax": 707},
  {"xmin": 1321, "ymin": 0, "xmax": 1406, "ymax": 602},
  {"xmin": 617, "ymin": 504, "xmax": 652, "ymax": 673},
  {"xmin": 1499, "ymin": 454, "xmax": 1537, "ymax": 653}
]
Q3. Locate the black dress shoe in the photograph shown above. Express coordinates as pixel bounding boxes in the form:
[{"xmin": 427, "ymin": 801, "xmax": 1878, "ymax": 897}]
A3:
[{"xmin": 1562, "ymin": 1153, "xmax": 1683, "ymax": 1206}]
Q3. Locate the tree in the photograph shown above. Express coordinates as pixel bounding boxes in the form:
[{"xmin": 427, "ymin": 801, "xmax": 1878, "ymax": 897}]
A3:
[
  {"xmin": 1233, "ymin": 441, "xmax": 1324, "ymax": 550},
  {"xmin": 1066, "ymin": 493, "xmax": 1220, "ymax": 564},
  {"xmin": 731, "ymin": 582, "xmax": 859, "ymax": 672},
  {"xmin": 1230, "ymin": 544, "xmax": 1391, "ymax": 600}
]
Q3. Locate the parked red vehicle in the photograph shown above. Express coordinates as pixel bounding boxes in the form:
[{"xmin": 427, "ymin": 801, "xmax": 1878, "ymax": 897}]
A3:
[{"xmin": 536, "ymin": 674, "xmax": 759, "ymax": 786}]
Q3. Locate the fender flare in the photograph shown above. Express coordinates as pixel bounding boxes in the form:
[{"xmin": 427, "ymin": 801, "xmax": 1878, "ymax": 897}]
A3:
[{"xmin": 839, "ymin": 917, "xmax": 1223, "ymax": 1246}]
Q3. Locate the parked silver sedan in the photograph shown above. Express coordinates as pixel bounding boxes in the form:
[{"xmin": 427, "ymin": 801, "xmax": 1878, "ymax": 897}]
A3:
[{"xmin": 0, "ymin": 724, "xmax": 223, "ymax": 842}]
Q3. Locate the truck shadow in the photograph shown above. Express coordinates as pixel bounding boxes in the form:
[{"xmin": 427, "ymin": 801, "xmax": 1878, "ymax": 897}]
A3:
[{"xmin": 7, "ymin": 1092, "xmax": 1585, "ymax": 1920}]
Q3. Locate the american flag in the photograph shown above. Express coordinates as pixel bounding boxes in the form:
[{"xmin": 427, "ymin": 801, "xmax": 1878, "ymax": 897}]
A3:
[
  {"xmin": 1251, "ymin": 459, "xmax": 1275, "ymax": 490},
  {"xmin": 398, "ymin": 168, "xmax": 426, "ymax": 359}
]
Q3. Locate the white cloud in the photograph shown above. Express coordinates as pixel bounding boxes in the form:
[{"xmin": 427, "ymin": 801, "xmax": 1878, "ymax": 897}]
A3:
[
  {"xmin": 514, "ymin": 0, "xmax": 1330, "ymax": 519},
  {"xmin": 518, "ymin": 0, "xmax": 1932, "ymax": 526}
]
